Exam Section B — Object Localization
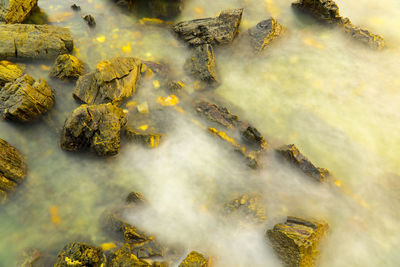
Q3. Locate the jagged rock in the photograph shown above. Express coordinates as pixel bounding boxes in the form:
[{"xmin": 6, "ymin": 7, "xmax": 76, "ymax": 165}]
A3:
[
  {"xmin": 167, "ymin": 80, "xmax": 185, "ymax": 94},
  {"xmin": 49, "ymin": 54, "xmax": 84, "ymax": 80},
  {"xmin": 83, "ymin": 14, "xmax": 96, "ymax": 27},
  {"xmin": 125, "ymin": 126, "xmax": 162, "ymax": 148},
  {"xmin": 0, "ymin": 24, "xmax": 73, "ymax": 60},
  {"xmin": 276, "ymin": 144, "xmax": 330, "ymax": 182},
  {"xmin": 224, "ymin": 193, "xmax": 266, "ymax": 224},
  {"xmin": 266, "ymin": 216, "xmax": 328, "ymax": 267},
  {"xmin": 173, "ymin": 9, "xmax": 243, "ymax": 46},
  {"xmin": 179, "ymin": 251, "xmax": 208, "ymax": 267},
  {"xmin": 60, "ymin": 103, "xmax": 127, "ymax": 156},
  {"xmin": 248, "ymin": 18, "xmax": 285, "ymax": 52},
  {"xmin": 0, "ymin": 138, "xmax": 26, "ymax": 203},
  {"xmin": 54, "ymin": 242, "xmax": 107, "ymax": 267},
  {"xmin": 185, "ymin": 44, "xmax": 218, "ymax": 88},
  {"xmin": 0, "ymin": 0, "xmax": 38, "ymax": 24},
  {"xmin": 0, "ymin": 74, "xmax": 54, "ymax": 122},
  {"xmin": 73, "ymin": 57, "xmax": 141, "ymax": 105},
  {"xmin": 341, "ymin": 18, "xmax": 385, "ymax": 50},
  {"xmin": 0, "ymin": 60, "xmax": 24, "ymax": 87},
  {"xmin": 241, "ymin": 126, "xmax": 267, "ymax": 150},
  {"xmin": 108, "ymin": 244, "xmax": 151, "ymax": 267}
]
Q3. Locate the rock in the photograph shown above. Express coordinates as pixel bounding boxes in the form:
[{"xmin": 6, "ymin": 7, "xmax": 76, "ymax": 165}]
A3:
[
  {"xmin": 224, "ymin": 193, "xmax": 266, "ymax": 224},
  {"xmin": 49, "ymin": 54, "xmax": 84, "ymax": 80},
  {"xmin": 0, "ymin": 74, "xmax": 54, "ymax": 122},
  {"xmin": 0, "ymin": 60, "xmax": 24, "ymax": 87},
  {"xmin": 0, "ymin": 0, "xmax": 38, "ymax": 24},
  {"xmin": 179, "ymin": 251, "xmax": 209, "ymax": 267},
  {"xmin": 0, "ymin": 138, "xmax": 26, "ymax": 203},
  {"xmin": 185, "ymin": 44, "xmax": 219, "ymax": 88},
  {"xmin": 266, "ymin": 216, "xmax": 328, "ymax": 267},
  {"xmin": 60, "ymin": 103, "xmax": 127, "ymax": 156},
  {"xmin": 54, "ymin": 242, "xmax": 107, "ymax": 267},
  {"xmin": 241, "ymin": 126, "xmax": 267, "ymax": 150},
  {"xmin": 0, "ymin": 24, "xmax": 73, "ymax": 60},
  {"xmin": 108, "ymin": 245, "xmax": 151, "ymax": 267},
  {"xmin": 341, "ymin": 18, "xmax": 385, "ymax": 50},
  {"xmin": 276, "ymin": 144, "xmax": 330, "ymax": 182},
  {"xmin": 195, "ymin": 100, "xmax": 239, "ymax": 128},
  {"xmin": 126, "ymin": 191, "xmax": 146, "ymax": 204},
  {"xmin": 248, "ymin": 18, "xmax": 285, "ymax": 52},
  {"xmin": 125, "ymin": 126, "xmax": 162, "ymax": 148},
  {"xmin": 71, "ymin": 4, "xmax": 81, "ymax": 11},
  {"xmin": 83, "ymin": 14, "xmax": 96, "ymax": 27},
  {"xmin": 173, "ymin": 8, "xmax": 243, "ymax": 46},
  {"xmin": 73, "ymin": 57, "xmax": 142, "ymax": 105}
]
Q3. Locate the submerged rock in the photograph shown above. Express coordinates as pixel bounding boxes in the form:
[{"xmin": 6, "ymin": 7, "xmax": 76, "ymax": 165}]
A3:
[
  {"xmin": 125, "ymin": 126, "xmax": 162, "ymax": 148},
  {"xmin": 83, "ymin": 14, "xmax": 96, "ymax": 27},
  {"xmin": 0, "ymin": 74, "xmax": 54, "ymax": 122},
  {"xmin": 224, "ymin": 193, "xmax": 266, "ymax": 224},
  {"xmin": 0, "ymin": 0, "xmax": 38, "ymax": 24},
  {"xmin": 54, "ymin": 242, "xmax": 106, "ymax": 267},
  {"xmin": 341, "ymin": 18, "xmax": 385, "ymax": 50},
  {"xmin": 266, "ymin": 216, "xmax": 328, "ymax": 267},
  {"xmin": 179, "ymin": 251, "xmax": 209, "ymax": 267},
  {"xmin": 0, "ymin": 24, "xmax": 73, "ymax": 60},
  {"xmin": 49, "ymin": 54, "xmax": 84, "ymax": 80},
  {"xmin": 60, "ymin": 103, "xmax": 127, "ymax": 156},
  {"xmin": 173, "ymin": 8, "xmax": 243, "ymax": 46},
  {"xmin": 248, "ymin": 18, "xmax": 285, "ymax": 52},
  {"xmin": 276, "ymin": 144, "xmax": 330, "ymax": 182},
  {"xmin": 73, "ymin": 57, "xmax": 142, "ymax": 105},
  {"xmin": 0, "ymin": 60, "xmax": 24, "ymax": 87},
  {"xmin": 0, "ymin": 138, "xmax": 26, "ymax": 203},
  {"xmin": 71, "ymin": 4, "xmax": 81, "ymax": 11}
]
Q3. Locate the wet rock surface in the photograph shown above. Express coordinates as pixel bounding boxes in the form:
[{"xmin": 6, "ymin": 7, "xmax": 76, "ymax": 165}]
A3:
[
  {"xmin": 83, "ymin": 14, "xmax": 96, "ymax": 27},
  {"xmin": 276, "ymin": 144, "xmax": 330, "ymax": 182},
  {"xmin": 0, "ymin": 60, "xmax": 24, "ymax": 87},
  {"xmin": 0, "ymin": 24, "xmax": 74, "ymax": 60},
  {"xmin": 0, "ymin": 74, "xmax": 54, "ymax": 122},
  {"xmin": 125, "ymin": 126, "xmax": 163, "ymax": 148},
  {"xmin": 224, "ymin": 193, "xmax": 266, "ymax": 224},
  {"xmin": 49, "ymin": 54, "xmax": 84, "ymax": 80},
  {"xmin": 60, "ymin": 103, "xmax": 127, "ymax": 156},
  {"xmin": 0, "ymin": 0, "xmax": 38, "ymax": 24},
  {"xmin": 73, "ymin": 57, "xmax": 142, "ymax": 105},
  {"xmin": 248, "ymin": 18, "xmax": 285, "ymax": 52},
  {"xmin": 266, "ymin": 216, "xmax": 328, "ymax": 267},
  {"xmin": 0, "ymin": 138, "xmax": 26, "ymax": 203},
  {"xmin": 54, "ymin": 242, "xmax": 107, "ymax": 267},
  {"xmin": 173, "ymin": 8, "xmax": 243, "ymax": 46},
  {"xmin": 179, "ymin": 251, "xmax": 209, "ymax": 267}
]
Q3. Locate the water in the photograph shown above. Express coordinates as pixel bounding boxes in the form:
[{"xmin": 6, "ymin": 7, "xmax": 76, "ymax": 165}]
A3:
[{"xmin": 1, "ymin": 0, "xmax": 400, "ymax": 266}]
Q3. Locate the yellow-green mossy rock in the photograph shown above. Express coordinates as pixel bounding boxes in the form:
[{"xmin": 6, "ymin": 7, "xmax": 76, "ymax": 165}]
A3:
[
  {"xmin": 1, "ymin": 0, "xmax": 38, "ymax": 24},
  {"xmin": 179, "ymin": 251, "xmax": 209, "ymax": 267},
  {"xmin": 54, "ymin": 242, "xmax": 106, "ymax": 267},
  {"xmin": 50, "ymin": 54, "xmax": 84, "ymax": 80}
]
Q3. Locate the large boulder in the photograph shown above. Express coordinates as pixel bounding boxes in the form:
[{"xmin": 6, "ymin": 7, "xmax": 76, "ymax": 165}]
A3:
[
  {"xmin": 178, "ymin": 251, "xmax": 209, "ymax": 267},
  {"xmin": 185, "ymin": 44, "xmax": 218, "ymax": 88},
  {"xmin": 173, "ymin": 9, "xmax": 243, "ymax": 46},
  {"xmin": 54, "ymin": 242, "xmax": 106, "ymax": 267},
  {"xmin": 60, "ymin": 103, "xmax": 127, "ymax": 156},
  {"xmin": 73, "ymin": 57, "xmax": 141, "ymax": 105},
  {"xmin": 0, "ymin": 24, "xmax": 73, "ymax": 60},
  {"xmin": 49, "ymin": 54, "xmax": 84, "ymax": 80},
  {"xmin": 248, "ymin": 18, "xmax": 285, "ymax": 52},
  {"xmin": 266, "ymin": 216, "xmax": 328, "ymax": 267},
  {"xmin": 0, "ymin": 0, "xmax": 38, "ymax": 24},
  {"xmin": 0, "ymin": 74, "xmax": 54, "ymax": 122},
  {"xmin": 0, "ymin": 138, "xmax": 26, "ymax": 203}
]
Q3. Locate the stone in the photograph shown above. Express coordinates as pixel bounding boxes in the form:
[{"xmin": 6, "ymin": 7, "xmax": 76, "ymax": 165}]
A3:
[
  {"xmin": 195, "ymin": 100, "xmax": 239, "ymax": 128},
  {"xmin": 108, "ymin": 244, "xmax": 151, "ymax": 267},
  {"xmin": 0, "ymin": 138, "xmax": 26, "ymax": 203},
  {"xmin": 291, "ymin": 0, "xmax": 341, "ymax": 23},
  {"xmin": 0, "ymin": 74, "xmax": 54, "ymax": 122},
  {"xmin": 73, "ymin": 57, "xmax": 142, "ymax": 105},
  {"xmin": 179, "ymin": 251, "xmax": 208, "ymax": 267},
  {"xmin": 71, "ymin": 4, "xmax": 81, "ymax": 11},
  {"xmin": 0, "ymin": 24, "xmax": 73, "ymax": 60},
  {"xmin": 0, "ymin": 0, "xmax": 38, "ymax": 24},
  {"xmin": 125, "ymin": 126, "xmax": 162, "ymax": 148},
  {"xmin": 224, "ymin": 193, "xmax": 266, "ymax": 224},
  {"xmin": 276, "ymin": 144, "xmax": 330, "ymax": 182},
  {"xmin": 185, "ymin": 44, "xmax": 219, "ymax": 87},
  {"xmin": 126, "ymin": 191, "xmax": 146, "ymax": 204},
  {"xmin": 54, "ymin": 242, "xmax": 106, "ymax": 267},
  {"xmin": 341, "ymin": 18, "xmax": 385, "ymax": 50},
  {"xmin": 49, "ymin": 54, "xmax": 84, "ymax": 80},
  {"xmin": 266, "ymin": 216, "xmax": 328, "ymax": 267},
  {"xmin": 248, "ymin": 18, "xmax": 285, "ymax": 52},
  {"xmin": 173, "ymin": 9, "xmax": 243, "ymax": 46},
  {"xmin": 83, "ymin": 14, "xmax": 96, "ymax": 27},
  {"xmin": 0, "ymin": 60, "xmax": 24, "ymax": 87},
  {"xmin": 60, "ymin": 103, "xmax": 127, "ymax": 156}
]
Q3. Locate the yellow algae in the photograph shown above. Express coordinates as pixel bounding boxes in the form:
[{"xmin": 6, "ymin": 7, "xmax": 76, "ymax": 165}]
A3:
[
  {"xmin": 153, "ymin": 80, "xmax": 161, "ymax": 89},
  {"xmin": 194, "ymin": 7, "xmax": 204, "ymax": 16},
  {"xmin": 139, "ymin": 17, "xmax": 164, "ymax": 25},
  {"xmin": 208, "ymin": 127, "xmax": 240, "ymax": 148},
  {"xmin": 157, "ymin": 95, "xmax": 179, "ymax": 106},
  {"xmin": 126, "ymin": 101, "xmax": 136, "ymax": 108},
  {"xmin": 101, "ymin": 243, "xmax": 117, "ymax": 251},
  {"xmin": 96, "ymin": 35, "xmax": 106, "ymax": 43},
  {"xmin": 302, "ymin": 37, "xmax": 324, "ymax": 50},
  {"xmin": 50, "ymin": 205, "xmax": 61, "ymax": 226},
  {"xmin": 40, "ymin": 65, "xmax": 50, "ymax": 71},
  {"xmin": 65, "ymin": 257, "xmax": 81, "ymax": 265},
  {"xmin": 334, "ymin": 180, "xmax": 342, "ymax": 187},
  {"xmin": 122, "ymin": 43, "xmax": 132, "ymax": 53},
  {"xmin": 139, "ymin": 125, "xmax": 148, "ymax": 131}
]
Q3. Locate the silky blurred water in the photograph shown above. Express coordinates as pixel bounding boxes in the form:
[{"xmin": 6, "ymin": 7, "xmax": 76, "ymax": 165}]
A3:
[{"xmin": 0, "ymin": 0, "xmax": 399, "ymax": 266}]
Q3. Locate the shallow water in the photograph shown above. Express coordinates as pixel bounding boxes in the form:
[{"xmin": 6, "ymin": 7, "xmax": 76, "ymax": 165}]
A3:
[{"xmin": 0, "ymin": 0, "xmax": 400, "ymax": 266}]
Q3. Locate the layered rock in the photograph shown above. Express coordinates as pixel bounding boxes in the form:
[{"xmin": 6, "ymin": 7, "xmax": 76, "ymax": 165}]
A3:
[
  {"xmin": 49, "ymin": 54, "xmax": 84, "ymax": 80},
  {"xmin": 54, "ymin": 242, "xmax": 106, "ymax": 267},
  {"xmin": 73, "ymin": 57, "xmax": 141, "ymax": 105},
  {"xmin": 266, "ymin": 216, "xmax": 328, "ymax": 267},
  {"xmin": 248, "ymin": 18, "xmax": 285, "ymax": 52},
  {"xmin": 125, "ymin": 126, "xmax": 162, "ymax": 148},
  {"xmin": 0, "ymin": 60, "xmax": 24, "ymax": 87},
  {"xmin": 0, "ymin": 24, "xmax": 73, "ymax": 59},
  {"xmin": 0, "ymin": 138, "xmax": 26, "ymax": 203},
  {"xmin": 276, "ymin": 144, "xmax": 330, "ymax": 182},
  {"xmin": 173, "ymin": 9, "xmax": 243, "ymax": 46},
  {"xmin": 179, "ymin": 251, "xmax": 209, "ymax": 267},
  {"xmin": 0, "ymin": 0, "xmax": 38, "ymax": 24},
  {"xmin": 224, "ymin": 193, "xmax": 266, "ymax": 224},
  {"xmin": 0, "ymin": 74, "xmax": 54, "ymax": 122},
  {"xmin": 60, "ymin": 103, "xmax": 127, "ymax": 156}
]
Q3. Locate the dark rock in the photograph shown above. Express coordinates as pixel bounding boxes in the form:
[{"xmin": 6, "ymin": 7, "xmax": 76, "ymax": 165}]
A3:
[
  {"xmin": 0, "ymin": 24, "xmax": 73, "ymax": 60},
  {"xmin": 241, "ymin": 126, "xmax": 267, "ymax": 149},
  {"xmin": 0, "ymin": 0, "xmax": 38, "ymax": 24},
  {"xmin": 126, "ymin": 191, "xmax": 146, "ymax": 204},
  {"xmin": 54, "ymin": 242, "xmax": 106, "ymax": 267},
  {"xmin": 292, "ymin": 0, "xmax": 342, "ymax": 23},
  {"xmin": 173, "ymin": 8, "xmax": 243, "ymax": 46},
  {"xmin": 195, "ymin": 100, "xmax": 239, "ymax": 128},
  {"xmin": 276, "ymin": 144, "xmax": 330, "ymax": 182},
  {"xmin": 0, "ymin": 60, "xmax": 24, "ymax": 87},
  {"xmin": 0, "ymin": 74, "xmax": 54, "ymax": 122},
  {"xmin": 0, "ymin": 138, "xmax": 26, "ymax": 203},
  {"xmin": 266, "ymin": 216, "xmax": 328, "ymax": 267},
  {"xmin": 71, "ymin": 4, "xmax": 81, "ymax": 11},
  {"xmin": 179, "ymin": 251, "xmax": 208, "ymax": 267},
  {"xmin": 83, "ymin": 14, "xmax": 96, "ymax": 27},
  {"xmin": 224, "ymin": 193, "xmax": 266, "ymax": 224},
  {"xmin": 50, "ymin": 54, "xmax": 84, "ymax": 80},
  {"xmin": 341, "ymin": 18, "xmax": 385, "ymax": 50},
  {"xmin": 248, "ymin": 18, "xmax": 285, "ymax": 52},
  {"xmin": 60, "ymin": 103, "xmax": 127, "ymax": 156},
  {"xmin": 125, "ymin": 126, "xmax": 163, "ymax": 148},
  {"xmin": 73, "ymin": 57, "xmax": 142, "ymax": 105}
]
